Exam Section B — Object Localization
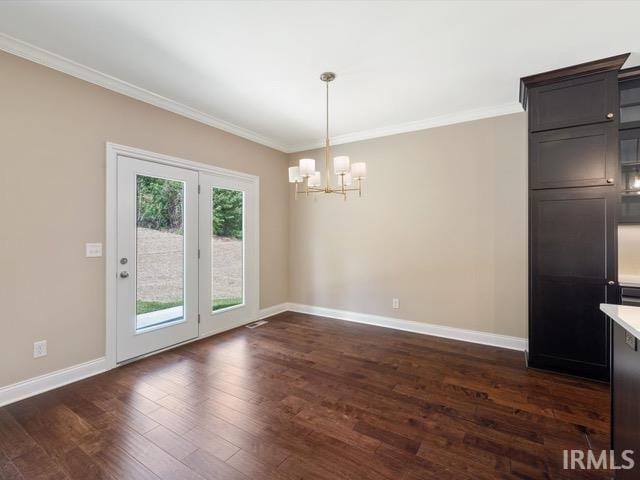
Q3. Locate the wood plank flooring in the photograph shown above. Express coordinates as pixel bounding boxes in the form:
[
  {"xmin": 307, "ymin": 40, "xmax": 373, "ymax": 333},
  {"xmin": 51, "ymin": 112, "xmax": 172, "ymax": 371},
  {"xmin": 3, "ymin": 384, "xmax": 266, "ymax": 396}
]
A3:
[{"xmin": 0, "ymin": 312, "xmax": 611, "ymax": 479}]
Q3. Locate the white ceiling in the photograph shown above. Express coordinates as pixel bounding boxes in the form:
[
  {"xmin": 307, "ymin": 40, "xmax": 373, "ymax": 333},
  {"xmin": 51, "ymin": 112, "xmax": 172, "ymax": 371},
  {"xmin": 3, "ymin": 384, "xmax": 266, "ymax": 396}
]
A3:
[{"xmin": 1, "ymin": 1, "xmax": 639, "ymax": 153}]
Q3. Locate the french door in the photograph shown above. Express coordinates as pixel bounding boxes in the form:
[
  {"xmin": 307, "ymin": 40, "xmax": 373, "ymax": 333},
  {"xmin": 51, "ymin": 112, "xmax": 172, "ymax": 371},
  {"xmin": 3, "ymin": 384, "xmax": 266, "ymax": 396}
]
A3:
[
  {"xmin": 116, "ymin": 156, "xmax": 199, "ymax": 362},
  {"xmin": 198, "ymin": 173, "xmax": 258, "ymax": 335},
  {"xmin": 114, "ymin": 152, "xmax": 258, "ymax": 363}
]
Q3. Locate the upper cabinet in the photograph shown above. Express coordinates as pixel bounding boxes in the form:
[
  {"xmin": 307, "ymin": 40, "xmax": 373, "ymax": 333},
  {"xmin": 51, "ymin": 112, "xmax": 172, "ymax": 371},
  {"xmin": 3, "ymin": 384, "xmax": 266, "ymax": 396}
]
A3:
[
  {"xmin": 528, "ymin": 72, "xmax": 619, "ymax": 132},
  {"xmin": 619, "ymin": 128, "xmax": 640, "ymax": 223},
  {"xmin": 618, "ymin": 68, "xmax": 640, "ymax": 224},
  {"xmin": 620, "ymin": 76, "xmax": 640, "ymax": 130},
  {"xmin": 530, "ymin": 124, "xmax": 618, "ymax": 189},
  {"xmin": 520, "ymin": 53, "xmax": 630, "ymax": 132}
]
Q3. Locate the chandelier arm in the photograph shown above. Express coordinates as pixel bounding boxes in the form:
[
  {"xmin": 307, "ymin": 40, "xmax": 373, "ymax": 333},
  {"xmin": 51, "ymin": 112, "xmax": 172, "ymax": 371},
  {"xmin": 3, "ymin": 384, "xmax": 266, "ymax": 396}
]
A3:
[
  {"xmin": 328, "ymin": 187, "xmax": 360, "ymax": 193},
  {"xmin": 304, "ymin": 186, "xmax": 326, "ymax": 193}
]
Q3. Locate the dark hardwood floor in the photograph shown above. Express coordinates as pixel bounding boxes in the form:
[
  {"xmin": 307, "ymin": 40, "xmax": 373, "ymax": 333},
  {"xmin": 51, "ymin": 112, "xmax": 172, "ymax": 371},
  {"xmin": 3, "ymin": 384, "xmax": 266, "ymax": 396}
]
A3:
[{"xmin": 0, "ymin": 312, "xmax": 610, "ymax": 479}]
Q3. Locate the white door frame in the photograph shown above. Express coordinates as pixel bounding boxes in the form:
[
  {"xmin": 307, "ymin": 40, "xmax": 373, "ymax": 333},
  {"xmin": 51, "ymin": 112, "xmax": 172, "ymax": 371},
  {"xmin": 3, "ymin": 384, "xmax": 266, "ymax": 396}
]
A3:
[{"xmin": 105, "ymin": 142, "xmax": 260, "ymax": 369}]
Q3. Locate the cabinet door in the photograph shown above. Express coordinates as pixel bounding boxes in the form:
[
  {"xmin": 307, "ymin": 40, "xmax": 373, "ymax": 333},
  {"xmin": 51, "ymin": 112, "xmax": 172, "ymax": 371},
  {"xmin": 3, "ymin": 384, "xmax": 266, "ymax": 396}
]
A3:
[
  {"xmin": 529, "ymin": 187, "xmax": 617, "ymax": 380},
  {"xmin": 612, "ymin": 322, "xmax": 640, "ymax": 478},
  {"xmin": 530, "ymin": 124, "xmax": 617, "ymax": 189},
  {"xmin": 620, "ymin": 77, "xmax": 640, "ymax": 130},
  {"xmin": 619, "ymin": 128, "xmax": 640, "ymax": 223},
  {"xmin": 529, "ymin": 71, "xmax": 618, "ymax": 132}
]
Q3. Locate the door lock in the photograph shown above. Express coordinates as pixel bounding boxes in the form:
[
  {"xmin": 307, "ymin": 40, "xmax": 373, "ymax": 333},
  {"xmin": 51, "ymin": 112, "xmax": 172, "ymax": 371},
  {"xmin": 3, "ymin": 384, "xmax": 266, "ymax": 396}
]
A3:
[{"xmin": 120, "ymin": 271, "xmax": 129, "ymax": 279}]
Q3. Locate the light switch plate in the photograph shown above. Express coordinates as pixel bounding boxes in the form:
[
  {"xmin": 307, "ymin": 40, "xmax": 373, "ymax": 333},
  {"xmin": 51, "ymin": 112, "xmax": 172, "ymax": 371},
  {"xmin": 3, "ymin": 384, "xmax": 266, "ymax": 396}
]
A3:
[
  {"xmin": 85, "ymin": 243, "xmax": 103, "ymax": 257},
  {"xmin": 392, "ymin": 298, "xmax": 400, "ymax": 309}
]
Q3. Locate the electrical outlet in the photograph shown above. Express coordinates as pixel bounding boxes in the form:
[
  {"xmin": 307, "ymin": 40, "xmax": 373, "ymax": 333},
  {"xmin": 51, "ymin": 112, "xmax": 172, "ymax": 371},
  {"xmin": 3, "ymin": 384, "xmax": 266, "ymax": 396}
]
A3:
[
  {"xmin": 33, "ymin": 340, "xmax": 47, "ymax": 358},
  {"xmin": 392, "ymin": 298, "xmax": 400, "ymax": 309}
]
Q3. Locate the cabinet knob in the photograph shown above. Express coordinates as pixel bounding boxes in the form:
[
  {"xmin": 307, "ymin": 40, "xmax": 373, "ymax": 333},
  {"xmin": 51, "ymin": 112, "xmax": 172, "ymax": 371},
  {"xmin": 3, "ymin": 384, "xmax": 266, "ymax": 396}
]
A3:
[
  {"xmin": 608, "ymin": 280, "xmax": 616, "ymax": 286},
  {"xmin": 607, "ymin": 178, "xmax": 615, "ymax": 184},
  {"xmin": 606, "ymin": 112, "xmax": 615, "ymax": 119}
]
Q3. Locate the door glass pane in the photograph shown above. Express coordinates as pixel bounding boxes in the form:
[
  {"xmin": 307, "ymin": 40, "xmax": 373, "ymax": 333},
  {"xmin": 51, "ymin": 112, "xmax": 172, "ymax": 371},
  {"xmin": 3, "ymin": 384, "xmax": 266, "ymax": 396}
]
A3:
[
  {"xmin": 620, "ymin": 138, "xmax": 639, "ymax": 165},
  {"xmin": 136, "ymin": 175, "xmax": 185, "ymax": 330},
  {"xmin": 621, "ymin": 105, "xmax": 640, "ymax": 124},
  {"xmin": 621, "ymin": 86, "xmax": 640, "ymax": 105},
  {"xmin": 211, "ymin": 187, "xmax": 244, "ymax": 311}
]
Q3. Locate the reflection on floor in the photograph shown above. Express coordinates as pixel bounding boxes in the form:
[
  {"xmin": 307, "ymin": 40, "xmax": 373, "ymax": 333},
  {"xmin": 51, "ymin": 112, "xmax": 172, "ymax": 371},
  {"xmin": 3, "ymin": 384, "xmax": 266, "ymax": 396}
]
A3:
[{"xmin": 0, "ymin": 312, "xmax": 611, "ymax": 479}]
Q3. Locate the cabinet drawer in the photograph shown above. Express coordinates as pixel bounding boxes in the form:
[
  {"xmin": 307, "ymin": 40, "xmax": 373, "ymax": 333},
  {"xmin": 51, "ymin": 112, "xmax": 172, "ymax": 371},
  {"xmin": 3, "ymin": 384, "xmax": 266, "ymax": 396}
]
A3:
[
  {"xmin": 529, "ymin": 72, "xmax": 618, "ymax": 132},
  {"xmin": 530, "ymin": 124, "xmax": 618, "ymax": 189}
]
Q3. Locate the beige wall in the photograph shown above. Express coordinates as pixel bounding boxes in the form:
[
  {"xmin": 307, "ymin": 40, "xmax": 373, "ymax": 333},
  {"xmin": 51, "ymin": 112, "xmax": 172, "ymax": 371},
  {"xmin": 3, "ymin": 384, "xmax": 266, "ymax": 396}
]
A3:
[
  {"xmin": 0, "ymin": 49, "xmax": 529, "ymax": 389},
  {"xmin": 289, "ymin": 113, "xmax": 528, "ymax": 338},
  {"xmin": 0, "ymin": 52, "xmax": 289, "ymax": 387},
  {"xmin": 619, "ymin": 225, "xmax": 640, "ymax": 281}
]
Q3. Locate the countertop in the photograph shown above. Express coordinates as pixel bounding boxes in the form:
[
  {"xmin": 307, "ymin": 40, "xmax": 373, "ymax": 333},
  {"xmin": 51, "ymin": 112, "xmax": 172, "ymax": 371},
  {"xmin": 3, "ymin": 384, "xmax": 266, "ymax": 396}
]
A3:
[{"xmin": 601, "ymin": 303, "xmax": 640, "ymax": 339}]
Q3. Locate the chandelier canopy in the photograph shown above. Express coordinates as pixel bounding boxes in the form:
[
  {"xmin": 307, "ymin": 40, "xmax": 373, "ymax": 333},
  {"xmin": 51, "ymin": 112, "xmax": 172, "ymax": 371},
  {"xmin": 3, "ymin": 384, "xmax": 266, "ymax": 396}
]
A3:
[{"xmin": 288, "ymin": 72, "xmax": 367, "ymax": 200}]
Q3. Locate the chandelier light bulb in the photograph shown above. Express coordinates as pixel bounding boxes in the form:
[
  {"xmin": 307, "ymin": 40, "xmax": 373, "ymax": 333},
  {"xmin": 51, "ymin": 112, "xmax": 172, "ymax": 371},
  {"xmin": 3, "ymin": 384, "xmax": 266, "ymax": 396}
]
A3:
[
  {"xmin": 299, "ymin": 158, "xmax": 315, "ymax": 177},
  {"xmin": 351, "ymin": 162, "xmax": 367, "ymax": 179},
  {"xmin": 308, "ymin": 171, "xmax": 322, "ymax": 187},
  {"xmin": 288, "ymin": 166, "xmax": 302, "ymax": 183},
  {"xmin": 334, "ymin": 156, "xmax": 350, "ymax": 174}
]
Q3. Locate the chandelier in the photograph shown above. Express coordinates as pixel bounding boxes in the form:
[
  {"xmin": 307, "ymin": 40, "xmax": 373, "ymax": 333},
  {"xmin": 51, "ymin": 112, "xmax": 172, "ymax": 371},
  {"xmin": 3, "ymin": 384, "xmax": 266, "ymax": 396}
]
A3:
[{"xmin": 288, "ymin": 72, "xmax": 367, "ymax": 200}]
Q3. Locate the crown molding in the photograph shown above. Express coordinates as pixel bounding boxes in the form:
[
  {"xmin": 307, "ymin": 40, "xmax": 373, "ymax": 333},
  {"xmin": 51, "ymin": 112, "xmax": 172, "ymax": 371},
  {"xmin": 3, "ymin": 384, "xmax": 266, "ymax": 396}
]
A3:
[
  {"xmin": 286, "ymin": 101, "xmax": 524, "ymax": 153},
  {"xmin": 0, "ymin": 33, "xmax": 289, "ymax": 152},
  {"xmin": 519, "ymin": 52, "xmax": 630, "ymax": 109},
  {"xmin": 0, "ymin": 33, "xmax": 525, "ymax": 155}
]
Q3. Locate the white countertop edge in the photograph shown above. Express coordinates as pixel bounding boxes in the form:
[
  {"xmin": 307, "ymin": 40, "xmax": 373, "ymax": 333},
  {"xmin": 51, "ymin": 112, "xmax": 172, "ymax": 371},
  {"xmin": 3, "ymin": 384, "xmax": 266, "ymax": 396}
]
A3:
[{"xmin": 600, "ymin": 303, "xmax": 640, "ymax": 339}]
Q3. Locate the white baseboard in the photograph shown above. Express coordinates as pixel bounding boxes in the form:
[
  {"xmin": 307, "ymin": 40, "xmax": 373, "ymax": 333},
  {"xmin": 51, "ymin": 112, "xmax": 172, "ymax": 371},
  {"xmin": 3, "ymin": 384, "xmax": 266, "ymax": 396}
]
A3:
[
  {"xmin": 286, "ymin": 303, "xmax": 528, "ymax": 351},
  {"xmin": 0, "ymin": 303, "xmax": 524, "ymax": 407},
  {"xmin": 258, "ymin": 302, "xmax": 290, "ymax": 320},
  {"xmin": 0, "ymin": 357, "xmax": 107, "ymax": 407}
]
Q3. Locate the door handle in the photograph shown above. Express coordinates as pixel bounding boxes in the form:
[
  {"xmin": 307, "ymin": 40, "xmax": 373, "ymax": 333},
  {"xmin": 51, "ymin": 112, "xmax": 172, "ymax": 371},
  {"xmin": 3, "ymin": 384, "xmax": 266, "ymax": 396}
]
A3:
[
  {"xmin": 607, "ymin": 280, "xmax": 616, "ymax": 286},
  {"xmin": 120, "ymin": 271, "xmax": 129, "ymax": 279}
]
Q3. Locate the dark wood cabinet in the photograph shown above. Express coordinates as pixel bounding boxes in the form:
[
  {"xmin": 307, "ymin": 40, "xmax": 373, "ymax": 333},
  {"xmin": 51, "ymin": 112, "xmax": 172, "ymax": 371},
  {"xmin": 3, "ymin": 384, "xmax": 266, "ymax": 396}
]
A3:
[
  {"xmin": 521, "ymin": 55, "xmax": 629, "ymax": 381},
  {"xmin": 530, "ymin": 124, "xmax": 618, "ymax": 189},
  {"xmin": 620, "ymin": 76, "xmax": 640, "ymax": 130},
  {"xmin": 529, "ymin": 187, "xmax": 617, "ymax": 380},
  {"xmin": 621, "ymin": 286, "xmax": 640, "ymax": 306},
  {"xmin": 611, "ymin": 321, "xmax": 640, "ymax": 478},
  {"xmin": 529, "ymin": 72, "xmax": 619, "ymax": 132},
  {"xmin": 619, "ymin": 128, "xmax": 640, "ymax": 223}
]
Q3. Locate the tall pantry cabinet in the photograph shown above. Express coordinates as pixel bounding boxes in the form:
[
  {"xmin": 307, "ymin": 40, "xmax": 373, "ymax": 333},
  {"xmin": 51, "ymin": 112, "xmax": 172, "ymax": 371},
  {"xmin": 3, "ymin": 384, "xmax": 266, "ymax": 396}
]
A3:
[{"xmin": 520, "ymin": 54, "xmax": 630, "ymax": 381}]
